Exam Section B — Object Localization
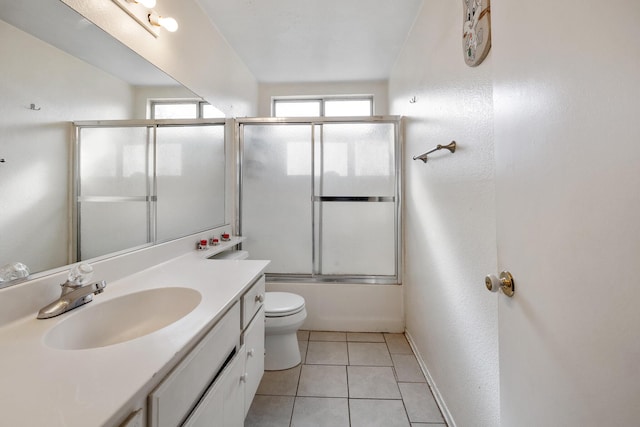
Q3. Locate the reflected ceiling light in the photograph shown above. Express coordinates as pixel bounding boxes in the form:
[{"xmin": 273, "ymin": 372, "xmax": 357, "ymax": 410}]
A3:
[
  {"xmin": 148, "ymin": 12, "xmax": 179, "ymax": 32},
  {"xmin": 127, "ymin": 0, "xmax": 156, "ymax": 8}
]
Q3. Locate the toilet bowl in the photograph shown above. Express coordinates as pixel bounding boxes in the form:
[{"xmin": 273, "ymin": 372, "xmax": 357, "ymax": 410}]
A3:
[{"xmin": 264, "ymin": 291, "xmax": 307, "ymax": 371}]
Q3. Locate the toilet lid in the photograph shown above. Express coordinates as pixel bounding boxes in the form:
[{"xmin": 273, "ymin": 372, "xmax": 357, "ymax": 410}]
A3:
[{"xmin": 265, "ymin": 292, "xmax": 305, "ymax": 317}]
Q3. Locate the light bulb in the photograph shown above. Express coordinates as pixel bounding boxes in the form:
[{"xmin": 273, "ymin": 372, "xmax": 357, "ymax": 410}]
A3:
[
  {"xmin": 127, "ymin": 0, "xmax": 156, "ymax": 8},
  {"xmin": 138, "ymin": 0, "xmax": 156, "ymax": 8},
  {"xmin": 148, "ymin": 12, "xmax": 179, "ymax": 32},
  {"xmin": 157, "ymin": 16, "xmax": 178, "ymax": 32}
]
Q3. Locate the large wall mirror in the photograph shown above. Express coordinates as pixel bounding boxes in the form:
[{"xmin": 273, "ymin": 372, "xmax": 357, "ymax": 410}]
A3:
[{"xmin": 0, "ymin": 1, "xmax": 227, "ymax": 285}]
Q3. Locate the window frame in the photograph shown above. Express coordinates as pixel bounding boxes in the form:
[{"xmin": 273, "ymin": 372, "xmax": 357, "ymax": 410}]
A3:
[
  {"xmin": 272, "ymin": 95, "xmax": 374, "ymax": 118},
  {"xmin": 149, "ymin": 100, "xmax": 222, "ymax": 119}
]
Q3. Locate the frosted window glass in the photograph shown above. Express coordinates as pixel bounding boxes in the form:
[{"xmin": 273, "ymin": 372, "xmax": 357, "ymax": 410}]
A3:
[
  {"xmin": 153, "ymin": 103, "xmax": 197, "ymax": 119},
  {"xmin": 321, "ymin": 123, "xmax": 395, "ymax": 196},
  {"xmin": 324, "ymin": 99, "xmax": 372, "ymax": 117},
  {"xmin": 321, "ymin": 202, "xmax": 395, "ymax": 276},
  {"xmin": 242, "ymin": 124, "xmax": 312, "ymax": 274},
  {"xmin": 156, "ymin": 124, "xmax": 225, "ymax": 241},
  {"xmin": 274, "ymin": 101, "xmax": 321, "ymax": 117},
  {"xmin": 79, "ymin": 201, "xmax": 149, "ymax": 260},
  {"xmin": 79, "ymin": 127, "xmax": 149, "ymax": 196}
]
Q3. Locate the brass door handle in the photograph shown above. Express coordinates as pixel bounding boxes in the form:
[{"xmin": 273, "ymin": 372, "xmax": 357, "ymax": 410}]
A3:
[{"xmin": 485, "ymin": 271, "xmax": 515, "ymax": 297}]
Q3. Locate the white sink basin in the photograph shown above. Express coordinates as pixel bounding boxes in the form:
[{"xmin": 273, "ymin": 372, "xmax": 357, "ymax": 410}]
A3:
[{"xmin": 44, "ymin": 287, "xmax": 202, "ymax": 350}]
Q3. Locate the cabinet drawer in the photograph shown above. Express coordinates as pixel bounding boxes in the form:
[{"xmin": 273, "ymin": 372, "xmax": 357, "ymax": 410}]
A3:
[
  {"xmin": 183, "ymin": 345, "xmax": 246, "ymax": 427},
  {"xmin": 242, "ymin": 275, "xmax": 265, "ymax": 329},
  {"xmin": 244, "ymin": 307, "xmax": 264, "ymax": 416},
  {"xmin": 148, "ymin": 302, "xmax": 240, "ymax": 427}
]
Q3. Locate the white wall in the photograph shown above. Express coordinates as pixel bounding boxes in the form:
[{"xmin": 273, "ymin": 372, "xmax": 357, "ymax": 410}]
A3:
[
  {"xmin": 258, "ymin": 80, "xmax": 388, "ymax": 116},
  {"xmin": 0, "ymin": 20, "xmax": 135, "ymax": 273},
  {"xmin": 267, "ymin": 282, "xmax": 404, "ymax": 332},
  {"xmin": 62, "ymin": 0, "xmax": 258, "ymax": 117},
  {"xmin": 388, "ymin": 2, "xmax": 498, "ymax": 426}
]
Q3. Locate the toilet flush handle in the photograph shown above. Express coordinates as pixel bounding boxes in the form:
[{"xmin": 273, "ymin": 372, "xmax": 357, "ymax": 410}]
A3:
[{"xmin": 255, "ymin": 294, "xmax": 265, "ymax": 303}]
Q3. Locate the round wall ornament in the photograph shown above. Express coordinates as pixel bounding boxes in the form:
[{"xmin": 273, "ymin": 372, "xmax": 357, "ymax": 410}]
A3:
[{"xmin": 462, "ymin": 0, "xmax": 491, "ymax": 67}]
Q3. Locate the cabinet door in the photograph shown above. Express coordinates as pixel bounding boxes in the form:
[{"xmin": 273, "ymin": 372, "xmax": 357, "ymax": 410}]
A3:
[
  {"xmin": 244, "ymin": 307, "xmax": 265, "ymax": 416},
  {"xmin": 183, "ymin": 345, "xmax": 246, "ymax": 427}
]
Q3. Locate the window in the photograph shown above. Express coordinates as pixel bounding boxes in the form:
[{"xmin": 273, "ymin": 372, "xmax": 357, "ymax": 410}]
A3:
[
  {"xmin": 150, "ymin": 100, "xmax": 225, "ymax": 119},
  {"xmin": 273, "ymin": 96, "xmax": 373, "ymax": 118}
]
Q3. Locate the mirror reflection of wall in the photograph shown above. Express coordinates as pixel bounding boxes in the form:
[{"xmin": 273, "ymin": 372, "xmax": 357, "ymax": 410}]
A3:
[{"xmin": 0, "ymin": 8, "xmax": 218, "ymax": 280}]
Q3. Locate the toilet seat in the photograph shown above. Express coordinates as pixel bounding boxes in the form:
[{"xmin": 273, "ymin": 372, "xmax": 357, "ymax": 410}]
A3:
[{"xmin": 265, "ymin": 292, "xmax": 305, "ymax": 317}]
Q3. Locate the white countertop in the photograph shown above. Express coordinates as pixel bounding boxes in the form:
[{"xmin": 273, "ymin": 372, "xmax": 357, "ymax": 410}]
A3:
[{"xmin": 0, "ymin": 251, "xmax": 268, "ymax": 427}]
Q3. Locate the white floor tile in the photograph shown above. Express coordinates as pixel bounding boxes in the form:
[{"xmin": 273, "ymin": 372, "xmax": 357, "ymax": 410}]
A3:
[
  {"xmin": 347, "ymin": 366, "xmax": 401, "ymax": 399},
  {"xmin": 349, "ymin": 399, "xmax": 410, "ymax": 427},
  {"xmin": 348, "ymin": 342, "xmax": 393, "ymax": 366},
  {"xmin": 291, "ymin": 397, "xmax": 349, "ymax": 427},
  {"xmin": 306, "ymin": 341, "xmax": 349, "ymax": 365},
  {"xmin": 398, "ymin": 382, "xmax": 444, "ymax": 423},
  {"xmin": 298, "ymin": 365, "xmax": 348, "ymax": 397},
  {"xmin": 391, "ymin": 353, "xmax": 426, "ymax": 382}
]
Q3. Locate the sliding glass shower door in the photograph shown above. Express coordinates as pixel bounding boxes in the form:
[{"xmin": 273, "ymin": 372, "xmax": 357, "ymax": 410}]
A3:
[
  {"xmin": 241, "ymin": 124, "xmax": 313, "ymax": 274},
  {"xmin": 239, "ymin": 117, "xmax": 401, "ymax": 284}
]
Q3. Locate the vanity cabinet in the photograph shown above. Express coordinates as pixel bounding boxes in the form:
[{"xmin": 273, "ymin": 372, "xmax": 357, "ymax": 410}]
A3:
[
  {"xmin": 147, "ymin": 275, "xmax": 265, "ymax": 427},
  {"xmin": 148, "ymin": 302, "xmax": 241, "ymax": 427}
]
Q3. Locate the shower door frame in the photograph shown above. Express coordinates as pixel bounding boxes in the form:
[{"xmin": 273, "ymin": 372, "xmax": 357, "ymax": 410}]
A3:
[
  {"xmin": 72, "ymin": 118, "xmax": 227, "ymax": 262},
  {"xmin": 236, "ymin": 116, "xmax": 403, "ymax": 285}
]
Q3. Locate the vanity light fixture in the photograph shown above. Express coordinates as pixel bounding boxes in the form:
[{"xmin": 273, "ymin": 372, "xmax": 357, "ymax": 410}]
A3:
[
  {"xmin": 148, "ymin": 12, "xmax": 179, "ymax": 33},
  {"xmin": 112, "ymin": 0, "xmax": 177, "ymax": 37}
]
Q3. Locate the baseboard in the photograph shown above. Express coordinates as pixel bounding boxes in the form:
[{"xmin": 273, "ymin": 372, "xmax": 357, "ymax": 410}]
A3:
[{"xmin": 405, "ymin": 330, "xmax": 456, "ymax": 427}]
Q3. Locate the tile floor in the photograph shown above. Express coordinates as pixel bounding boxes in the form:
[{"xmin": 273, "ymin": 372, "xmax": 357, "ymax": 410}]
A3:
[{"xmin": 245, "ymin": 331, "xmax": 447, "ymax": 427}]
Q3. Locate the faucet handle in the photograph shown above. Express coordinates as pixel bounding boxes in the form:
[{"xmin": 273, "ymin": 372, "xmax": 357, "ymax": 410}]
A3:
[{"xmin": 67, "ymin": 263, "xmax": 93, "ymax": 286}]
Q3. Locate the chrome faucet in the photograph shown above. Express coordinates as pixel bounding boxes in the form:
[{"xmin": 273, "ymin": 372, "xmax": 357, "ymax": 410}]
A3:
[{"xmin": 37, "ymin": 264, "xmax": 107, "ymax": 319}]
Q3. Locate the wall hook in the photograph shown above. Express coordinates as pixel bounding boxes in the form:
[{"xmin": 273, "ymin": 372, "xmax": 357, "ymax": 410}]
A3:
[
  {"xmin": 413, "ymin": 141, "xmax": 457, "ymax": 163},
  {"xmin": 29, "ymin": 103, "xmax": 41, "ymax": 111}
]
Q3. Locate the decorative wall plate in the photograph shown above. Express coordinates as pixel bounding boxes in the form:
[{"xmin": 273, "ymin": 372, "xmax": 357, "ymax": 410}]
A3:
[{"xmin": 462, "ymin": 0, "xmax": 491, "ymax": 67}]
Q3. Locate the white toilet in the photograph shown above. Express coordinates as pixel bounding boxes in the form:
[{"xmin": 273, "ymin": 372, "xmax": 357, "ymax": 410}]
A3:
[
  {"xmin": 211, "ymin": 249, "xmax": 307, "ymax": 370},
  {"xmin": 264, "ymin": 291, "xmax": 307, "ymax": 371}
]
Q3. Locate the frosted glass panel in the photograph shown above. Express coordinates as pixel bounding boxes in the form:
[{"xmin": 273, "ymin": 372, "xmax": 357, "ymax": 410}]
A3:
[
  {"xmin": 321, "ymin": 123, "xmax": 395, "ymax": 196},
  {"xmin": 79, "ymin": 127, "xmax": 149, "ymax": 196},
  {"xmin": 156, "ymin": 124, "xmax": 225, "ymax": 241},
  {"xmin": 79, "ymin": 201, "xmax": 148, "ymax": 260},
  {"xmin": 324, "ymin": 99, "xmax": 372, "ymax": 117},
  {"xmin": 242, "ymin": 124, "xmax": 312, "ymax": 274},
  {"xmin": 153, "ymin": 103, "xmax": 198, "ymax": 119},
  {"xmin": 274, "ymin": 101, "xmax": 321, "ymax": 117},
  {"xmin": 321, "ymin": 202, "xmax": 395, "ymax": 276}
]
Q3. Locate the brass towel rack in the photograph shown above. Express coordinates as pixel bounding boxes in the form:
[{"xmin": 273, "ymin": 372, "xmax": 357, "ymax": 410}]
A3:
[{"xmin": 413, "ymin": 141, "xmax": 456, "ymax": 163}]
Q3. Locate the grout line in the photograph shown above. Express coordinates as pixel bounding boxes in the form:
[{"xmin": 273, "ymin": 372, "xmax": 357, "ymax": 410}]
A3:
[{"xmin": 250, "ymin": 333, "xmax": 436, "ymax": 426}]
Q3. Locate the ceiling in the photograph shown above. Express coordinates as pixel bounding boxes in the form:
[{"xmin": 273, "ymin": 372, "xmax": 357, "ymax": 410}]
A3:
[{"xmin": 197, "ymin": 0, "xmax": 424, "ymax": 83}]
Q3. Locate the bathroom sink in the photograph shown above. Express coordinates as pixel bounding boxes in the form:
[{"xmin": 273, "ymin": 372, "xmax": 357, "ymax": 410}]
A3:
[{"xmin": 44, "ymin": 287, "xmax": 201, "ymax": 350}]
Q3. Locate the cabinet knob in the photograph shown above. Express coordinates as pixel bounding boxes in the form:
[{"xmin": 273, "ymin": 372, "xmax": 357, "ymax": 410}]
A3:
[
  {"xmin": 248, "ymin": 348, "xmax": 255, "ymax": 357},
  {"xmin": 255, "ymin": 294, "xmax": 265, "ymax": 303},
  {"xmin": 240, "ymin": 373, "xmax": 248, "ymax": 383}
]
